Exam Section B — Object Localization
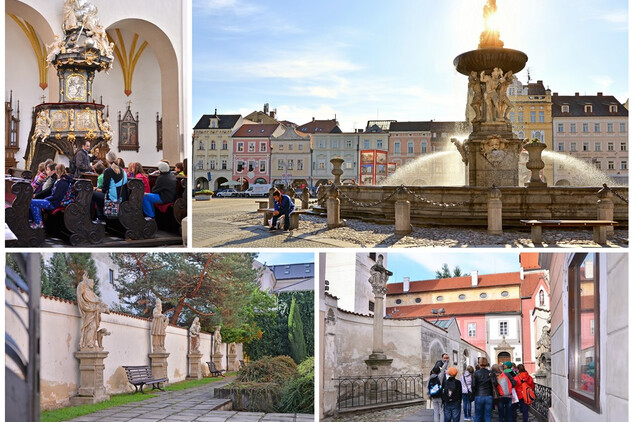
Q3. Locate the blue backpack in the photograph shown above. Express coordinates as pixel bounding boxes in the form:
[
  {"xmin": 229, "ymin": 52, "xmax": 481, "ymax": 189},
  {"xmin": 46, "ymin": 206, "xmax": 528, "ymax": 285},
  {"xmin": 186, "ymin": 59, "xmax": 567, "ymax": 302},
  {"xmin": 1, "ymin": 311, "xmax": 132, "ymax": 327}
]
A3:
[
  {"xmin": 60, "ymin": 182, "xmax": 75, "ymax": 207},
  {"xmin": 429, "ymin": 376, "xmax": 442, "ymax": 398}
]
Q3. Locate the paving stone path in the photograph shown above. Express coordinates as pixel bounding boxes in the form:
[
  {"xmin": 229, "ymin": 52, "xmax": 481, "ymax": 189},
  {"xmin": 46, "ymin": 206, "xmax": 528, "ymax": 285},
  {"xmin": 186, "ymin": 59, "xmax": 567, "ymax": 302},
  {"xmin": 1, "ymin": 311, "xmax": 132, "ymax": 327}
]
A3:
[
  {"xmin": 192, "ymin": 198, "xmax": 628, "ymax": 248},
  {"xmin": 66, "ymin": 378, "xmax": 313, "ymax": 422},
  {"xmin": 323, "ymin": 404, "xmax": 539, "ymax": 421}
]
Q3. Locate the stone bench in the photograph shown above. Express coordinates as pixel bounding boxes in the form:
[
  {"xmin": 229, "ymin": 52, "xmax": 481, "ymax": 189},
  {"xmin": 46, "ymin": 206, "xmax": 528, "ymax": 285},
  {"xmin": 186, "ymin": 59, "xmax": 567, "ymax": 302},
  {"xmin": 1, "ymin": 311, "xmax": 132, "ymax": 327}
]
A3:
[
  {"xmin": 257, "ymin": 208, "xmax": 308, "ymax": 230},
  {"xmin": 520, "ymin": 219, "xmax": 618, "ymax": 245},
  {"xmin": 122, "ymin": 365, "xmax": 168, "ymax": 393}
]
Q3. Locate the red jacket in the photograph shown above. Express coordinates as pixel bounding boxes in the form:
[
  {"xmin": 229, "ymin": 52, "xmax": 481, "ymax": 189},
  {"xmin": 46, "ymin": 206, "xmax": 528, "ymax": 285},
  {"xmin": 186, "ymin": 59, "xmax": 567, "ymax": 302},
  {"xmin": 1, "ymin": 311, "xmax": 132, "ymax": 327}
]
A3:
[{"xmin": 514, "ymin": 372, "xmax": 535, "ymax": 400}]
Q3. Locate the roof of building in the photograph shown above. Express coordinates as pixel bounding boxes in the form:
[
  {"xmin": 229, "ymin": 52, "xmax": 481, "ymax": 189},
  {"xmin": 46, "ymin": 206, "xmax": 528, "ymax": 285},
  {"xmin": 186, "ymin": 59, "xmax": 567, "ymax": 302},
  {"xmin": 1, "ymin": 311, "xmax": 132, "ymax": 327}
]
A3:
[
  {"xmin": 389, "ymin": 121, "xmax": 431, "ymax": 132},
  {"xmin": 268, "ymin": 263, "xmax": 315, "ymax": 280},
  {"xmin": 233, "ymin": 124, "xmax": 281, "ymax": 137},
  {"xmin": 551, "ymin": 93, "xmax": 628, "ymax": 117},
  {"xmin": 273, "ymin": 126, "xmax": 309, "ymax": 140},
  {"xmin": 387, "ymin": 271, "xmax": 541, "ymax": 295},
  {"xmin": 430, "ymin": 317, "xmax": 457, "ymax": 329},
  {"xmin": 244, "ymin": 110, "xmax": 279, "ymax": 124},
  {"xmin": 527, "ymin": 80, "xmax": 547, "ymax": 96},
  {"xmin": 272, "ymin": 277, "xmax": 314, "ymax": 293},
  {"xmin": 193, "ymin": 114, "xmax": 241, "ymax": 130},
  {"xmin": 297, "ymin": 119, "xmax": 342, "ymax": 134},
  {"xmin": 387, "ymin": 298, "xmax": 522, "ymax": 319},
  {"xmin": 366, "ymin": 120, "xmax": 396, "ymax": 131},
  {"xmin": 429, "ymin": 121, "xmax": 470, "ymax": 134}
]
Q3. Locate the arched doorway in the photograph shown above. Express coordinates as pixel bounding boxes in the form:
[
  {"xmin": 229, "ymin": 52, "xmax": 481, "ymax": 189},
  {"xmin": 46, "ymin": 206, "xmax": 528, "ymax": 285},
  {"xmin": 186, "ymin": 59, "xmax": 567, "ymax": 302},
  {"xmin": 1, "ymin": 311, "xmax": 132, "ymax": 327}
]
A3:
[
  {"xmin": 254, "ymin": 177, "xmax": 267, "ymax": 184},
  {"xmin": 214, "ymin": 177, "xmax": 228, "ymax": 192},
  {"xmin": 497, "ymin": 351, "xmax": 511, "ymax": 366},
  {"xmin": 195, "ymin": 177, "xmax": 208, "ymax": 190}
]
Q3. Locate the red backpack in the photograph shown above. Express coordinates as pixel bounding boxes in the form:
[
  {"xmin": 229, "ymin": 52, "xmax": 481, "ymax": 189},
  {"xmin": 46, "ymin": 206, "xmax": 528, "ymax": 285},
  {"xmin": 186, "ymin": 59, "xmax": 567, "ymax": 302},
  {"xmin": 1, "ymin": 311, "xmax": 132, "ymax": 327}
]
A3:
[{"xmin": 520, "ymin": 376, "xmax": 536, "ymax": 404}]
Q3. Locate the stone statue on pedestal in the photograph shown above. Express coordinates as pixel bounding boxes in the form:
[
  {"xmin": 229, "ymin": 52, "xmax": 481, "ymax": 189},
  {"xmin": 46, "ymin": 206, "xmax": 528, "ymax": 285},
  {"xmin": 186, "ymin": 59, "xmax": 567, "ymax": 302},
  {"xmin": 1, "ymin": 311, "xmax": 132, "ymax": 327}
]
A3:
[
  {"xmin": 213, "ymin": 326, "xmax": 222, "ymax": 354},
  {"xmin": 369, "ymin": 254, "xmax": 393, "ymax": 295},
  {"xmin": 189, "ymin": 317, "xmax": 201, "ymax": 353},
  {"xmin": 77, "ymin": 272, "xmax": 109, "ymax": 351},
  {"xmin": 151, "ymin": 298, "xmax": 169, "ymax": 353}
]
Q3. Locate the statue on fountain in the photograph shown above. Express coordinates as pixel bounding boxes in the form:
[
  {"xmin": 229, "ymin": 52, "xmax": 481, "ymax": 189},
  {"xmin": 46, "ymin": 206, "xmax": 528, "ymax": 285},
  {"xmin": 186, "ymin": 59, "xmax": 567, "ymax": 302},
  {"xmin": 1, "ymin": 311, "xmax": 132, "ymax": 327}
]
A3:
[{"xmin": 369, "ymin": 254, "xmax": 393, "ymax": 293}]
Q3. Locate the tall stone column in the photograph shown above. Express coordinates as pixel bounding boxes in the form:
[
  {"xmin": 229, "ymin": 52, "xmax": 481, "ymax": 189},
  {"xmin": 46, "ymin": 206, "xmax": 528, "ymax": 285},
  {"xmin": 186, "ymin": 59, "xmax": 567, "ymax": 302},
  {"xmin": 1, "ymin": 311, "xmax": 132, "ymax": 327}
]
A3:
[
  {"xmin": 365, "ymin": 255, "xmax": 393, "ymax": 372},
  {"xmin": 597, "ymin": 184, "xmax": 614, "ymax": 236},
  {"xmin": 487, "ymin": 185, "xmax": 503, "ymax": 235}
]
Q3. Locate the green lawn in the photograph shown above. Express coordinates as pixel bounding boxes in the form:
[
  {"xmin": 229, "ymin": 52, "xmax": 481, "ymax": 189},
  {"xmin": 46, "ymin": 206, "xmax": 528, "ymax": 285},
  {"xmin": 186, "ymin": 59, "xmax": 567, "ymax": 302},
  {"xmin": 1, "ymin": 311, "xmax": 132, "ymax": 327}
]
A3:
[{"xmin": 41, "ymin": 373, "xmax": 235, "ymax": 422}]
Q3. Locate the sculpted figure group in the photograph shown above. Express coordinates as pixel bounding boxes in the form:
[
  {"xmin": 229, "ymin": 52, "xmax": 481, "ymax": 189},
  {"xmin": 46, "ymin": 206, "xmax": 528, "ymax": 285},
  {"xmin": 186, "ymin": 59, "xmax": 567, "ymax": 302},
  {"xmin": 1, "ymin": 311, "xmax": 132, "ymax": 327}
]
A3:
[{"xmin": 467, "ymin": 67, "xmax": 513, "ymax": 124}]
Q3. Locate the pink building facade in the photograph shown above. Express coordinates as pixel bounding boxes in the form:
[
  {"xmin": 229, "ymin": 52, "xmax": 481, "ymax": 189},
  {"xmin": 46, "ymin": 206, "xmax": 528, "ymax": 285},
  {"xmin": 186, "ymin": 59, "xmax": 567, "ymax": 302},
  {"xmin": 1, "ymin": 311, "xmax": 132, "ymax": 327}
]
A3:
[{"xmin": 231, "ymin": 124, "xmax": 283, "ymax": 187}]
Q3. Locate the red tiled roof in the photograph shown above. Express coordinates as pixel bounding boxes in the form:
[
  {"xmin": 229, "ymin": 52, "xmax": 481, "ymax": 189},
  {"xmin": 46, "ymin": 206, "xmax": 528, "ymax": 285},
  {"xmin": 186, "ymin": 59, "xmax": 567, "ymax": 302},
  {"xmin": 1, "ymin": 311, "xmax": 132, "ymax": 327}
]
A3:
[
  {"xmin": 297, "ymin": 119, "xmax": 342, "ymax": 134},
  {"xmin": 519, "ymin": 273, "xmax": 545, "ymax": 297},
  {"xmin": 387, "ymin": 271, "xmax": 536, "ymax": 295},
  {"xmin": 519, "ymin": 253, "xmax": 540, "ymax": 270},
  {"xmin": 387, "ymin": 298, "xmax": 521, "ymax": 319},
  {"xmin": 233, "ymin": 124, "xmax": 280, "ymax": 137}
]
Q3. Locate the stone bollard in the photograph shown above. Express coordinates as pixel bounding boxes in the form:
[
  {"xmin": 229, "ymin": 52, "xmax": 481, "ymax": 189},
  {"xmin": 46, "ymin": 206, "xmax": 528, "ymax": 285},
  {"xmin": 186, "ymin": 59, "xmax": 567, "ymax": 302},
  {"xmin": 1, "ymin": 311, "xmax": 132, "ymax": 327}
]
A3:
[
  {"xmin": 597, "ymin": 184, "xmax": 614, "ymax": 236},
  {"xmin": 301, "ymin": 187, "xmax": 309, "ymax": 209},
  {"xmin": 287, "ymin": 187, "xmax": 297, "ymax": 206},
  {"xmin": 487, "ymin": 185, "xmax": 503, "ymax": 235},
  {"xmin": 326, "ymin": 186, "xmax": 344, "ymax": 229},
  {"xmin": 394, "ymin": 189, "xmax": 412, "ymax": 235},
  {"xmin": 268, "ymin": 187, "xmax": 275, "ymax": 208}
]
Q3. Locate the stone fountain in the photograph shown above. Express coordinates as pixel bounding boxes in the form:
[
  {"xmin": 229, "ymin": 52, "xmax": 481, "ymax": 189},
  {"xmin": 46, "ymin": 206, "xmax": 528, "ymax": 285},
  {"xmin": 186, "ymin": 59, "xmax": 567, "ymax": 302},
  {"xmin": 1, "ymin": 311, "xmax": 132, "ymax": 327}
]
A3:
[{"xmin": 452, "ymin": 0, "xmax": 528, "ymax": 187}]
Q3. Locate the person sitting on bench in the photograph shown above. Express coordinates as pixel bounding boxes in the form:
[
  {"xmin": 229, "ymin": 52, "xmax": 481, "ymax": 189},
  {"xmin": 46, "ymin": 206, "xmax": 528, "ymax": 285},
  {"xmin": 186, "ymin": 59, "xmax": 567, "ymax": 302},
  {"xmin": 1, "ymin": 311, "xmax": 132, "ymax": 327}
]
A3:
[
  {"xmin": 29, "ymin": 164, "xmax": 73, "ymax": 229},
  {"xmin": 142, "ymin": 161, "xmax": 177, "ymax": 218},
  {"xmin": 270, "ymin": 189, "xmax": 294, "ymax": 232}
]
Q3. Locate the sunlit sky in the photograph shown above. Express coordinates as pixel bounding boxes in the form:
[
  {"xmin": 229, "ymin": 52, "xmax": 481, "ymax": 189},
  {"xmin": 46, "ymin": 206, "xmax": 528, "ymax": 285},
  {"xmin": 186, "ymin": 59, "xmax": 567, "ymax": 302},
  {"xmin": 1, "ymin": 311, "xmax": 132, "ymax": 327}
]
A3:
[
  {"xmin": 192, "ymin": 0, "xmax": 628, "ymax": 132},
  {"xmin": 256, "ymin": 252, "xmax": 314, "ymax": 266},
  {"xmin": 386, "ymin": 252, "xmax": 521, "ymax": 284}
]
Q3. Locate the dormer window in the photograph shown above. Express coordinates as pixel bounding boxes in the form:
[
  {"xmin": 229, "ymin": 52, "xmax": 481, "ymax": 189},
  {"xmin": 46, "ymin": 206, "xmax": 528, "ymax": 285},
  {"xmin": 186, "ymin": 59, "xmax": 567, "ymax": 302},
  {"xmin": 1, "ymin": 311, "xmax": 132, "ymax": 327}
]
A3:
[
  {"xmin": 562, "ymin": 105, "xmax": 570, "ymax": 113},
  {"xmin": 584, "ymin": 104, "xmax": 593, "ymax": 113},
  {"xmin": 609, "ymin": 104, "xmax": 618, "ymax": 113}
]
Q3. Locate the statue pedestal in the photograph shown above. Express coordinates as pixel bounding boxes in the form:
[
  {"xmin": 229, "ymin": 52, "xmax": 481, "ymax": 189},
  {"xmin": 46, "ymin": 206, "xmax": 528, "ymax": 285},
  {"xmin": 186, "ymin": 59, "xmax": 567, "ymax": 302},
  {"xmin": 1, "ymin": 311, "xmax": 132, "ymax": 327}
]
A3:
[
  {"xmin": 228, "ymin": 352, "xmax": 237, "ymax": 371},
  {"xmin": 465, "ymin": 135, "xmax": 523, "ymax": 187},
  {"xmin": 149, "ymin": 352, "xmax": 170, "ymax": 382},
  {"xmin": 213, "ymin": 352, "xmax": 224, "ymax": 371},
  {"xmin": 186, "ymin": 352, "xmax": 203, "ymax": 380},
  {"xmin": 70, "ymin": 351, "xmax": 110, "ymax": 405}
]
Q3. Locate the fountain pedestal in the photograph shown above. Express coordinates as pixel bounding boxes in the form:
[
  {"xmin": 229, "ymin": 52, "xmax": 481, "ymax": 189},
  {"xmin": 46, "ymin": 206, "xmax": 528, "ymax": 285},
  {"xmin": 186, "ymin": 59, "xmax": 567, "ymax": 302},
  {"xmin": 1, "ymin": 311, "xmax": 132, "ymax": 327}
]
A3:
[{"xmin": 465, "ymin": 133, "xmax": 524, "ymax": 187}]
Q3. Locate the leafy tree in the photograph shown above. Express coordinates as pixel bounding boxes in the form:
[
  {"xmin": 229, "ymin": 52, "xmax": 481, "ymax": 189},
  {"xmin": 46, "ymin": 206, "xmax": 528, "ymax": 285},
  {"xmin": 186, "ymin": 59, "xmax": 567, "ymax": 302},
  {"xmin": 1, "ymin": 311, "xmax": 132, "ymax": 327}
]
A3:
[
  {"xmin": 288, "ymin": 297, "xmax": 307, "ymax": 363},
  {"xmin": 435, "ymin": 263, "xmax": 463, "ymax": 279},
  {"xmin": 110, "ymin": 253, "xmax": 275, "ymax": 340}
]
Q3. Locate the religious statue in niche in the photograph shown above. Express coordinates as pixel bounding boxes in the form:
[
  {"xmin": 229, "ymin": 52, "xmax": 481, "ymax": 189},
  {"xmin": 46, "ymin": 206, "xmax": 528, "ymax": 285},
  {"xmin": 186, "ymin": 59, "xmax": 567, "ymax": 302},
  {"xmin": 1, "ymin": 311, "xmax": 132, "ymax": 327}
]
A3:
[{"xmin": 118, "ymin": 102, "xmax": 139, "ymax": 152}]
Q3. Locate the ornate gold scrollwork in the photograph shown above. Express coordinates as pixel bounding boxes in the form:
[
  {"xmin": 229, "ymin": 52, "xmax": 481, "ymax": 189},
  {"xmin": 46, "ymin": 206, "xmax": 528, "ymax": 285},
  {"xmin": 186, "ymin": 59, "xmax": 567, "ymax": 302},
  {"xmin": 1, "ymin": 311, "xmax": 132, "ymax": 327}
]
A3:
[{"xmin": 68, "ymin": 132, "xmax": 76, "ymax": 142}]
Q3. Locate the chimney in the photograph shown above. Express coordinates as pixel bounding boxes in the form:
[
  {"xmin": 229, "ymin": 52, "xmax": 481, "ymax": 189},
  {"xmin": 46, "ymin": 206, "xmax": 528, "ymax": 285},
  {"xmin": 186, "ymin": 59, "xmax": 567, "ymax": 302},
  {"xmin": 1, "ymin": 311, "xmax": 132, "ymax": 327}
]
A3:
[
  {"xmin": 214, "ymin": 108, "xmax": 217, "ymax": 115},
  {"xmin": 270, "ymin": 110, "xmax": 276, "ymax": 119},
  {"xmin": 575, "ymin": 92, "xmax": 579, "ymax": 96},
  {"xmin": 312, "ymin": 117, "xmax": 315, "ymax": 122},
  {"xmin": 553, "ymin": 92, "xmax": 558, "ymax": 96},
  {"xmin": 403, "ymin": 277, "xmax": 410, "ymax": 293},
  {"xmin": 264, "ymin": 103, "xmax": 269, "ymax": 114},
  {"xmin": 597, "ymin": 92, "xmax": 603, "ymax": 96},
  {"xmin": 471, "ymin": 270, "xmax": 478, "ymax": 287}
]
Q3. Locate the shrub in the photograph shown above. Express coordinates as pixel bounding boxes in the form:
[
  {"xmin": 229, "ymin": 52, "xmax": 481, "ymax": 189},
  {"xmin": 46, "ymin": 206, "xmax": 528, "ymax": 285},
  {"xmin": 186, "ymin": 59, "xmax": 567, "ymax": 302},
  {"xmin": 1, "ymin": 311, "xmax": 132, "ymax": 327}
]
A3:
[
  {"xmin": 279, "ymin": 356, "xmax": 314, "ymax": 414},
  {"xmin": 215, "ymin": 382, "xmax": 281, "ymax": 413},
  {"xmin": 194, "ymin": 189, "xmax": 213, "ymax": 196},
  {"xmin": 237, "ymin": 355, "xmax": 296, "ymax": 385}
]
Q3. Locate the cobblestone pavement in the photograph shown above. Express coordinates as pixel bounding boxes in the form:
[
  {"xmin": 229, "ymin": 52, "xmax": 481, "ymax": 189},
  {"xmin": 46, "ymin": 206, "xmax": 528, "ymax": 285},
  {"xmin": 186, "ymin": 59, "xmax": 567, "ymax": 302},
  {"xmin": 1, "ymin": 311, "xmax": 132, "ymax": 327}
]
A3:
[
  {"xmin": 66, "ymin": 378, "xmax": 313, "ymax": 422},
  {"xmin": 322, "ymin": 404, "xmax": 539, "ymax": 421},
  {"xmin": 192, "ymin": 198, "xmax": 628, "ymax": 248}
]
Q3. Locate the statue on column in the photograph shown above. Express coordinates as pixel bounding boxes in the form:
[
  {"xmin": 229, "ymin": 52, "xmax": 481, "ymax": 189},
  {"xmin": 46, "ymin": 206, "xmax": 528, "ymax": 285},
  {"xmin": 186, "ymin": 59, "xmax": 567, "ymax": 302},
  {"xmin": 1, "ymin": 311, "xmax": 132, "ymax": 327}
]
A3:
[
  {"xmin": 369, "ymin": 254, "xmax": 393, "ymax": 295},
  {"xmin": 189, "ymin": 317, "xmax": 201, "ymax": 353},
  {"xmin": 151, "ymin": 298, "xmax": 169, "ymax": 353},
  {"xmin": 213, "ymin": 326, "xmax": 222, "ymax": 355},
  {"xmin": 467, "ymin": 71, "xmax": 483, "ymax": 123},
  {"xmin": 76, "ymin": 272, "xmax": 109, "ymax": 351}
]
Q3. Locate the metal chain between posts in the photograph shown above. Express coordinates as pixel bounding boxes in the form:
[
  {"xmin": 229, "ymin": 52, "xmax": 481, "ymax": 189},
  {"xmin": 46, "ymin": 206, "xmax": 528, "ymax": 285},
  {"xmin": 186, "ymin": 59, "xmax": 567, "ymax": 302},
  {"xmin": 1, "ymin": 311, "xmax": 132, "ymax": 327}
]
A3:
[{"xmin": 334, "ymin": 185, "xmax": 469, "ymax": 208}]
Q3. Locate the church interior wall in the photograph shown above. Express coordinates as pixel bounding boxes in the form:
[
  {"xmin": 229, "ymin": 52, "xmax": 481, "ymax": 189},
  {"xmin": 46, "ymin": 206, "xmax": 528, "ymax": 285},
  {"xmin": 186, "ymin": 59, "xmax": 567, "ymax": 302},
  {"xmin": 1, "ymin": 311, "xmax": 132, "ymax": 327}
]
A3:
[{"xmin": 6, "ymin": 291, "xmax": 215, "ymax": 410}]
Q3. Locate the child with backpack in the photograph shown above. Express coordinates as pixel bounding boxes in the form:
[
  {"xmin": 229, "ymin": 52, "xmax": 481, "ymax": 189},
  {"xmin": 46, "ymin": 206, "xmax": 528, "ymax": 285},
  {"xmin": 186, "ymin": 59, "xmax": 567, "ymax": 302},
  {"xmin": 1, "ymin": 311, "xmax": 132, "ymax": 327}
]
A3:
[
  {"xmin": 442, "ymin": 367, "xmax": 463, "ymax": 422},
  {"xmin": 492, "ymin": 364, "xmax": 515, "ymax": 422},
  {"xmin": 513, "ymin": 364, "xmax": 535, "ymax": 422},
  {"xmin": 428, "ymin": 364, "xmax": 446, "ymax": 422}
]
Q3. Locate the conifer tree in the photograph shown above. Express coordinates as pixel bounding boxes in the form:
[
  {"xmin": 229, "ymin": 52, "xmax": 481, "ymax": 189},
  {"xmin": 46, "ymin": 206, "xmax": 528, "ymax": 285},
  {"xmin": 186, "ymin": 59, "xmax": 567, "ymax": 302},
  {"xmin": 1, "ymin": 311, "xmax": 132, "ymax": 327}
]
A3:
[{"xmin": 287, "ymin": 297, "xmax": 307, "ymax": 364}]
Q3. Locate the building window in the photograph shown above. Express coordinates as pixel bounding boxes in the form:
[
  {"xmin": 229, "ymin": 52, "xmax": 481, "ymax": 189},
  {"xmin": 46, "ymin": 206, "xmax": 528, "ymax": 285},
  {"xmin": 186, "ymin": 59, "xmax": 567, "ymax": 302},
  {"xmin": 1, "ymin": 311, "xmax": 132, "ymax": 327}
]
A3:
[
  {"xmin": 248, "ymin": 142, "xmax": 255, "ymax": 152},
  {"xmin": 568, "ymin": 253, "xmax": 599, "ymax": 411},
  {"xmin": 332, "ymin": 140, "xmax": 339, "ymax": 149},
  {"xmin": 278, "ymin": 144, "xmax": 284, "ymax": 151},
  {"xmin": 584, "ymin": 104, "xmax": 593, "ymax": 113},
  {"xmin": 607, "ymin": 142, "xmax": 614, "ymax": 151},
  {"xmin": 499, "ymin": 321, "xmax": 508, "ymax": 336},
  {"xmin": 288, "ymin": 144, "xmax": 293, "ymax": 151},
  {"xmin": 539, "ymin": 290, "xmax": 545, "ymax": 306},
  {"xmin": 396, "ymin": 299, "xmax": 402, "ymax": 305},
  {"xmin": 619, "ymin": 123, "xmax": 626, "ymax": 132},
  {"xmin": 364, "ymin": 140, "xmax": 370, "ymax": 149},
  {"xmin": 287, "ymin": 159, "xmax": 294, "ymax": 170},
  {"xmin": 109, "ymin": 269, "xmax": 114, "ymax": 285},
  {"xmin": 530, "ymin": 111, "xmax": 536, "ymax": 123},
  {"xmin": 557, "ymin": 123, "xmax": 564, "ymax": 133},
  {"xmin": 607, "ymin": 123, "xmax": 614, "ymax": 133},
  {"xmin": 518, "ymin": 112, "xmax": 524, "ymax": 123},
  {"xmin": 318, "ymin": 161, "xmax": 325, "ymax": 169},
  {"xmin": 237, "ymin": 142, "xmax": 244, "ymax": 152},
  {"xmin": 236, "ymin": 161, "xmax": 244, "ymax": 172},
  {"xmin": 248, "ymin": 161, "xmax": 255, "ymax": 172},
  {"xmin": 415, "ymin": 298, "xmax": 421, "ymax": 303},
  {"xmin": 222, "ymin": 141, "xmax": 228, "ymax": 150},
  {"xmin": 277, "ymin": 159, "xmax": 284, "ymax": 170},
  {"xmin": 436, "ymin": 296, "xmax": 444, "ymax": 302},
  {"xmin": 509, "ymin": 112, "xmax": 515, "ymax": 122},
  {"xmin": 594, "ymin": 161, "xmax": 601, "ymax": 170},
  {"xmin": 480, "ymin": 292, "xmax": 487, "ymax": 299},
  {"xmin": 210, "ymin": 140, "xmax": 216, "ymax": 150},
  {"xmin": 260, "ymin": 142, "xmax": 267, "ymax": 152},
  {"xmin": 562, "ymin": 105, "xmax": 570, "ymax": 113},
  {"xmin": 345, "ymin": 139, "xmax": 353, "ymax": 148},
  {"xmin": 609, "ymin": 104, "xmax": 618, "ymax": 113},
  {"xmin": 570, "ymin": 123, "xmax": 576, "ymax": 133},
  {"xmin": 209, "ymin": 160, "xmax": 216, "ymax": 170},
  {"xmin": 594, "ymin": 123, "xmax": 600, "ymax": 133},
  {"xmin": 369, "ymin": 301, "xmax": 375, "ymax": 312},
  {"xmin": 198, "ymin": 141, "xmax": 205, "ymax": 150},
  {"xmin": 582, "ymin": 123, "xmax": 588, "ymax": 133},
  {"xmin": 421, "ymin": 142, "xmax": 427, "ymax": 153},
  {"xmin": 501, "ymin": 291, "xmax": 509, "ymax": 297},
  {"xmin": 558, "ymin": 142, "xmax": 564, "ymax": 152},
  {"xmin": 408, "ymin": 142, "xmax": 414, "ymax": 154},
  {"xmin": 459, "ymin": 294, "xmax": 466, "ymax": 300},
  {"xmin": 377, "ymin": 139, "xmax": 383, "ymax": 149},
  {"xmin": 259, "ymin": 160, "xmax": 266, "ymax": 172},
  {"xmin": 468, "ymin": 323, "xmax": 476, "ymax": 337},
  {"xmin": 394, "ymin": 142, "xmax": 401, "ymax": 154},
  {"xmin": 608, "ymin": 161, "xmax": 614, "ymax": 170},
  {"xmin": 621, "ymin": 161, "xmax": 627, "ymax": 170},
  {"xmin": 297, "ymin": 159, "xmax": 303, "ymax": 170},
  {"xmin": 620, "ymin": 142, "xmax": 627, "ymax": 152},
  {"xmin": 298, "ymin": 144, "xmax": 303, "ymax": 151},
  {"xmin": 582, "ymin": 142, "xmax": 589, "ymax": 151},
  {"xmin": 570, "ymin": 143, "xmax": 577, "ymax": 152},
  {"xmin": 538, "ymin": 111, "xmax": 544, "ymax": 123},
  {"xmin": 594, "ymin": 142, "xmax": 601, "ymax": 152},
  {"xmin": 221, "ymin": 160, "xmax": 227, "ymax": 170}
]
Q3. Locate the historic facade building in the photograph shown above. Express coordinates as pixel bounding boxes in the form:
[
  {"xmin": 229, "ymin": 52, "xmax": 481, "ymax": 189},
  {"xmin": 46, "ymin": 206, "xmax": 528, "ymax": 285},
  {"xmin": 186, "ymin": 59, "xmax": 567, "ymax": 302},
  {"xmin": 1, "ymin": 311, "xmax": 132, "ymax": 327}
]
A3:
[
  {"xmin": 231, "ymin": 123, "xmax": 283, "ymax": 188},
  {"xmin": 192, "ymin": 112, "xmax": 242, "ymax": 191},
  {"xmin": 270, "ymin": 126, "xmax": 311, "ymax": 188},
  {"xmin": 6, "ymin": 0, "xmax": 188, "ymax": 168},
  {"xmin": 551, "ymin": 93, "xmax": 628, "ymax": 186}
]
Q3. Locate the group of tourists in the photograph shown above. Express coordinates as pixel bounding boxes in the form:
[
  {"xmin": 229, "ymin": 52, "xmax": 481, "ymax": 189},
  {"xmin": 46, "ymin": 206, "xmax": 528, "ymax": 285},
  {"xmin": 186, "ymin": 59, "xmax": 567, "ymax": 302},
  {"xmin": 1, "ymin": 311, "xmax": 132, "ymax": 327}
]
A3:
[
  {"xmin": 428, "ymin": 354, "xmax": 535, "ymax": 422},
  {"xmin": 27, "ymin": 140, "xmax": 183, "ymax": 229}
]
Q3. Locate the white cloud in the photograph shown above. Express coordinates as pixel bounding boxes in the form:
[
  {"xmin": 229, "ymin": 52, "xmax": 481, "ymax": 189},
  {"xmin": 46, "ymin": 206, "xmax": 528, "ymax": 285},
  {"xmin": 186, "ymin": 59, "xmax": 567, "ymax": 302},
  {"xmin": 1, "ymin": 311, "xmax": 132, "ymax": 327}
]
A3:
[{"xmin": 193, "ymin": 0, "xmax": 263, "ymax": 16}]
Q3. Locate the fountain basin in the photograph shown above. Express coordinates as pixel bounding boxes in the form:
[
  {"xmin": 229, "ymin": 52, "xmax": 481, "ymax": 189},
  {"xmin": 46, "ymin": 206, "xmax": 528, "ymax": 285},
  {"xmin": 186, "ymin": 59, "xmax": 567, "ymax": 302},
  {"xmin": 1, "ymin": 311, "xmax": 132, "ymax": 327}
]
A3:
[
  {"xmin": 334, "ymin": 185, "xmax": 628, "ymax": 228},
  {"xmin": 454, "ymin": 47, "xmax": 528, "ymax": 75}
]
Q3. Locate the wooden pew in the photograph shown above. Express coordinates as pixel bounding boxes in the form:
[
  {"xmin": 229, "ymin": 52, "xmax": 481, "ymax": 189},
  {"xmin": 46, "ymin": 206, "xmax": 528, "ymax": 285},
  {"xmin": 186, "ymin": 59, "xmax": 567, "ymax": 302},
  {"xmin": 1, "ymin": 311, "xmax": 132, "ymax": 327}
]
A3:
[
  {"xmin": 106, "ymin": 178, "xmax": 157, "ymax": 240},
  {"xmin": 5, "ymin": 180, "xmax": 45, "ymax": 247}
]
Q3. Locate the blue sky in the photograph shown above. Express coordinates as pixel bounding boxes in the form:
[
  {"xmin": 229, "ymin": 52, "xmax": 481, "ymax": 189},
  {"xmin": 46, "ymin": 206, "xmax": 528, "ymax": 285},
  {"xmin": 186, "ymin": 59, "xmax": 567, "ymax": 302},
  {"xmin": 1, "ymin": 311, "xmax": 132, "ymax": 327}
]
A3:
[
  {"xmin": 256, "ymin": 252, "xmax": 314, "ymax": 266},
  {"xmin": 192, "ymin": 0, "xmax": 628, "ymax": 132},
  {"xmin": 386, "ymin": 252, "xmax": 521, "ymax": 284}
]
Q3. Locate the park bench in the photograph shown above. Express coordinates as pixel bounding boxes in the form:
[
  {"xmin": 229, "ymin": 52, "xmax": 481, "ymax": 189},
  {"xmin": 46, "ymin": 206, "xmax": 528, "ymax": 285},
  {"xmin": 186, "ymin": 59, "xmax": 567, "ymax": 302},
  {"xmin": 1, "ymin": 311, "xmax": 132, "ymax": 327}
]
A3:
[
  {"xmin": 105, "ymin": 178, "xmax": 157, "ymax": 240},
  {"xmin": 5, "ymin": 179, "xmax": 45, "ymax": 247},
  {"xmin": 45, "ymin": 179, "xmax": 105, "ymax": 246},
  {"xmin": 256, "ymin": 208, "xmax": 308, "ymax": 230},
  {"xmin": 122, "ymin": 365, "xmax": 168, "ymax": 393},
  {"xmin": 520, "ymin": 219, "xmax": 618, "ymax": 245},
  {"xmin": 206, "ymin": 361, "xmax": 226, "ymax": 377}
]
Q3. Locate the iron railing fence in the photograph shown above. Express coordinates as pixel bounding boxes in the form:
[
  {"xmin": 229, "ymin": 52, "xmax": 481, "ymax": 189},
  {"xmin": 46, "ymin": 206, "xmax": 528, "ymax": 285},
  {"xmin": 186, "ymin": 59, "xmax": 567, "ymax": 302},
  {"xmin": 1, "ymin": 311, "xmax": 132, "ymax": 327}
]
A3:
[
  {"xmin": 529, "ymin": 383, "xmax": 552, "ymax": 422},
  {"xmin": 336, "ymin": 374, "xmax": 424, "ymax": 410}
]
